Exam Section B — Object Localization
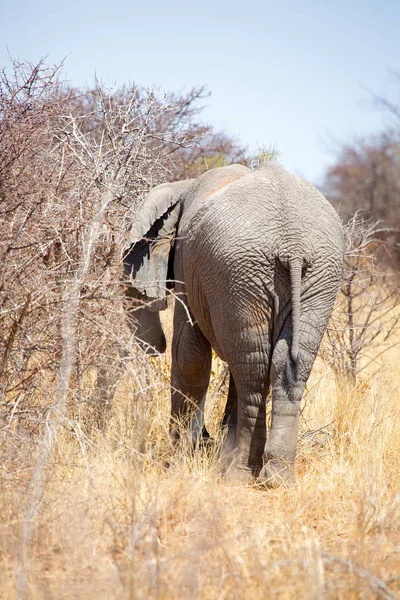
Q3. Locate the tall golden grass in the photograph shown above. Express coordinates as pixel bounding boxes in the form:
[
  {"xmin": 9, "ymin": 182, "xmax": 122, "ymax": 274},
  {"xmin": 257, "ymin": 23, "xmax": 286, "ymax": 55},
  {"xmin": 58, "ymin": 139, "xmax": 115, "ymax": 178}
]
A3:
[{"xmin": 1, "ymin": 309, "xmax": 400, "ymax": 599}]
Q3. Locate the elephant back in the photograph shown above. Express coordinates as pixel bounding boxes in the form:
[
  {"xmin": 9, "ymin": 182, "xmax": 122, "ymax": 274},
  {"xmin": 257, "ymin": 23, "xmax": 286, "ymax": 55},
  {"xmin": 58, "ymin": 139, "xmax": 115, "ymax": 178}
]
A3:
[{"xmin": 178, "ymin": 164, "xmax": 251, "ymax": 234}]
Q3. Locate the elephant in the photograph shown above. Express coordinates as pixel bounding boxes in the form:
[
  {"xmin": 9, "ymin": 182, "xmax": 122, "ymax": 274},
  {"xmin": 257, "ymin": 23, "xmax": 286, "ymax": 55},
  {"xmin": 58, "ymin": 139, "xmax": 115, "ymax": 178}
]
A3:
[{"xmin": 123, "ymin": 163, "xmax": 344, "ymax": 485}]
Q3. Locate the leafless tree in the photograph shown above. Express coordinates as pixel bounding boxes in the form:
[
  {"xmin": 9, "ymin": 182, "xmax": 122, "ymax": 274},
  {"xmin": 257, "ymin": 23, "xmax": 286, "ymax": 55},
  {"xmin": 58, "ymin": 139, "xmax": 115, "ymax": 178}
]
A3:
[
  {"xmin": 324, "ymin": 132, "xmax": 400, "ymax": 227},
  {"xmin": 323, "ymin": 214, "xmax": 400, "ymax": 381},
  {"xmin": 1, "ymin": 58, "xmax": 249, "ymax": 434},
  {"xmin": 323, "ymin": 72, "xmax": 400, "ymax": 269}
]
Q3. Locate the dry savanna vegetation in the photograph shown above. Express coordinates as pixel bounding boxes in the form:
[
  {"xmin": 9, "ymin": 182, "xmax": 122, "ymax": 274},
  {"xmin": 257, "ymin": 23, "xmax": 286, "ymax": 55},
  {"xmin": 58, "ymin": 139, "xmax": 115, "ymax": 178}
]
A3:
[{"xmin": 1, "ymin": 60, "xmax": 400, "ymax": 599}]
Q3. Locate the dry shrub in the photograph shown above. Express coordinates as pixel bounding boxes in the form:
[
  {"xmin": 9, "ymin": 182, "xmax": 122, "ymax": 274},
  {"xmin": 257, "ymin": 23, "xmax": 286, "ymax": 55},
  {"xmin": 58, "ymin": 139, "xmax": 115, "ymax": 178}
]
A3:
[
  {"xmin": 323, "ymin": 214, "xmax": 400, "ymax": 382},
  {"xmin": 1, "ymin": 58, "xmax": 233, "ymax": 425}
]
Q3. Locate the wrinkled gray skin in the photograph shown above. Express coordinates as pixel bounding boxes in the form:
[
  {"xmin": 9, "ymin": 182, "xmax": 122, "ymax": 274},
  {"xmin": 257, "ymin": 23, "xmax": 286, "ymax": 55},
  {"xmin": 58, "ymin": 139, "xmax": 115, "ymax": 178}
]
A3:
[{"xmin": 123, "ymin": 164, "xmax": 344, "ymax": 485}]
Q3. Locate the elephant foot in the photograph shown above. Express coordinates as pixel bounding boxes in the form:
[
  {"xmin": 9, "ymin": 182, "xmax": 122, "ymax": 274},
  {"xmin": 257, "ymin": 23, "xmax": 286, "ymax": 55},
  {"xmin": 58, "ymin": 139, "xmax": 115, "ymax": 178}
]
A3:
[{"xmin": 258, "ymin": 460, "xmax": 296, "ymax": 488}]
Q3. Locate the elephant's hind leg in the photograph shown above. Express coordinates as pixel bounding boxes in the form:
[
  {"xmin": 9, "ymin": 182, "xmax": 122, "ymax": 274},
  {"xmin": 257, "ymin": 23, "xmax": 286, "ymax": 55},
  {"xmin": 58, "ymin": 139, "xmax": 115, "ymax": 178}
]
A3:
[
  {"xmin": 228, "ymin": 348, "xmax": 270, "ymax": 480},
  {"xmin": 260, "ymin": 305, "xmax": 330, "ymax": 487},
  {"xmin": 260, "ymin": 331, "xmax": 304, "ymax": 487},
  {"xmin": 170, "ymin": 302, "xmax": 212, "ymax": 446}
]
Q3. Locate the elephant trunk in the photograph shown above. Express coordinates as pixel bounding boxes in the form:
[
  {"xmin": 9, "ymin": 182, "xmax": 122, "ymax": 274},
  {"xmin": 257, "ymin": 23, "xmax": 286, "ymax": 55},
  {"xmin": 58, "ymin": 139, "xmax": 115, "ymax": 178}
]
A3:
[{"xmin": 289, "ymin": 257, "xmax": 302, "ymax": 364}]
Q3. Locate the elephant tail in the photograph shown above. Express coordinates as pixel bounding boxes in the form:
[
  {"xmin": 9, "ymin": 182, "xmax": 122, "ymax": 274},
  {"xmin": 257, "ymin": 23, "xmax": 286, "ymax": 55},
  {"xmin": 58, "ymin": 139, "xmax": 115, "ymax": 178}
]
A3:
[{"xmin": 289, "ymin": 257, "xmax": 302, "ymax": 364}]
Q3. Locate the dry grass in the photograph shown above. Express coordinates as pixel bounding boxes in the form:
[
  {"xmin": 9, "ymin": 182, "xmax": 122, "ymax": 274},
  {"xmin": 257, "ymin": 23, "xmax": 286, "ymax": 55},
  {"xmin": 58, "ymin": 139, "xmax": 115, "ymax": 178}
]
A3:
[{"xmin": 1, "ymin": 310, "xmax": 400, "ymax": 599}]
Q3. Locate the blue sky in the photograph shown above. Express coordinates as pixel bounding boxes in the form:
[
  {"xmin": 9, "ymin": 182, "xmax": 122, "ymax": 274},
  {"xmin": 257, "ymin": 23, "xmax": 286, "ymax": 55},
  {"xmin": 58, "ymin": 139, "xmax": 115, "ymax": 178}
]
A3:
[{"xmin": 1, "ymin": 0, "xmax": 399, "ymax": 183}]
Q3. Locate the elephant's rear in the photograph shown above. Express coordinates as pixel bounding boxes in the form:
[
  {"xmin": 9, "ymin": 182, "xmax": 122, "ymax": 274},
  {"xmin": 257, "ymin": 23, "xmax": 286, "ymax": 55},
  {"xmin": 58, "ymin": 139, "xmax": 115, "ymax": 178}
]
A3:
[{"xmin": 183, "ymin": 162, "xmax": 344, "ymax": 371}]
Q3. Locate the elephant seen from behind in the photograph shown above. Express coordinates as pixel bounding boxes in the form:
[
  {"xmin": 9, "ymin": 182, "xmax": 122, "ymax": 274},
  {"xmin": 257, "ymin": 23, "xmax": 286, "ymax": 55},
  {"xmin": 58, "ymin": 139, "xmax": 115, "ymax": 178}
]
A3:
[{"xmin": 123, "ymin": 163, "xmax": 344, "ymax": 485}]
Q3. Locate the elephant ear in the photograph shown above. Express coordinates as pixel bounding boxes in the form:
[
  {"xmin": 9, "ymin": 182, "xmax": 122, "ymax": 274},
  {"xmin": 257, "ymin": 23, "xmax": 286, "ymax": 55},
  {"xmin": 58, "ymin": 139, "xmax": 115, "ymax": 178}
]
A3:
[{"xmin": 123, "ymin": 181, "xmax": 192, "ymax": 310}]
